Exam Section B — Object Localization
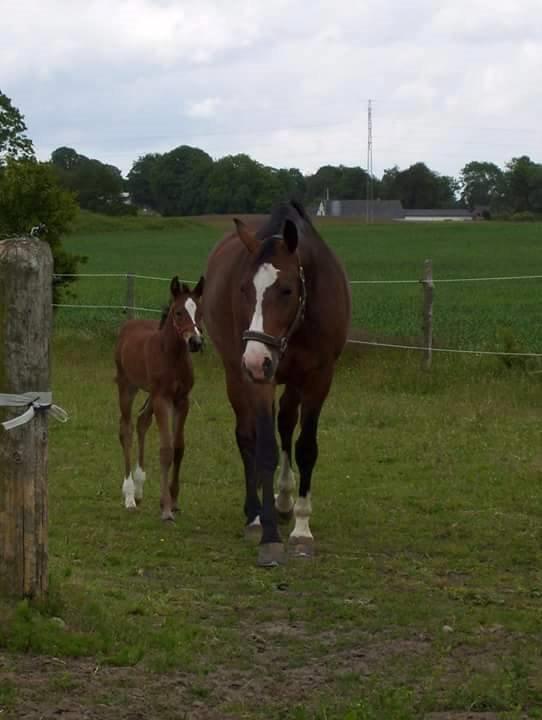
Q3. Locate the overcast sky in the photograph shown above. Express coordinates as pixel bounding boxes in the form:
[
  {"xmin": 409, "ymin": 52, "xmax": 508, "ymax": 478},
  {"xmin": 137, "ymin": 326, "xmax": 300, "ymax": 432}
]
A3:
[{"xmin": 2, "ymin": 0, "xmax": 541, "ymax": 179}]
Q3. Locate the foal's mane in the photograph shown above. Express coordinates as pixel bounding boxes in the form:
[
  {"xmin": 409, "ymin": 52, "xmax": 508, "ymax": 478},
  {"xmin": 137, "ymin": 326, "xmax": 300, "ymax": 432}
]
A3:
[{"xmin": 159, "ymin": 304, "xmax": 170, "ymax": 329}]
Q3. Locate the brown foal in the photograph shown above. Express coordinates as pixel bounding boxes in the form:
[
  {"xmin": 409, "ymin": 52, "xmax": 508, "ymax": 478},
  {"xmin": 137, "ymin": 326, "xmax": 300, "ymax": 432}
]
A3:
[{"xmin": 114, "ymin": 276, "xmax": 204, "ymax": 520}]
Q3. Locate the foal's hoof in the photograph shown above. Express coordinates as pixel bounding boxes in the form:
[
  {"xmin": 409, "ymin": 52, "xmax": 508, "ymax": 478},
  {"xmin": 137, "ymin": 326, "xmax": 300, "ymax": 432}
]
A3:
[
  {"xmin": 161, "ymin": 510, "xmax": 175, "ymax": 522},
  {"xmin": 288, "ymin": 536, "xmax": 315, "ymax": 559},
  {"xmin": 257, "ymin": 543, "xmax": 286, "ymax": 567}
]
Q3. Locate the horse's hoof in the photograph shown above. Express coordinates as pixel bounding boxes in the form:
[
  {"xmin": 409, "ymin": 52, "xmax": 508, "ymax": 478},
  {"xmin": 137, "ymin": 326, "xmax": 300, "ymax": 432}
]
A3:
[
  {"xmin": 276, "ymin": 508, "xmax": 294, "ymax": 525},
  {"xmin": 161, "ymin": 511, "xmax": 175, "ymax": 522},
  {"xmin": 135, "ymin": 497, "xmax": 142, "ymax": 506},
  {"xmin": 257, "ymin": 543, "xmax": 286, "ymax": 567},
  {"xmin": 124, "ymin": 499, "xmax": 137, "ymax": 511},
  {"xmin": 172, "ymin": 505, "xmax": 180, "ymax": 514},
  {"xmin": 288, "ymin": 536, "xmax": 315, "ymax": 558},
  {"xmin": 244, "ymin": 522, "xmax": 262, "ymax": 543}
]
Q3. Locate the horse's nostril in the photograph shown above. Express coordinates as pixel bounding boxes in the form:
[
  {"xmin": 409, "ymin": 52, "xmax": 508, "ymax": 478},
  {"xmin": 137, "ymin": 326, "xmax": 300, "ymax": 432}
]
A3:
[{"xmin": 262, "ymin": 356, "xmax": 273, "ymax": 377}]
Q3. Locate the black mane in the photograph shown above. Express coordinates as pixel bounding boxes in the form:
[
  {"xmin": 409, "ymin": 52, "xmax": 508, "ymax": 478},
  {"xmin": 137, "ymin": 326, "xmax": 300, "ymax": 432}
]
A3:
[{"xmin": 254, "ymin": 201, "xmax": 312, "ymax": 262}]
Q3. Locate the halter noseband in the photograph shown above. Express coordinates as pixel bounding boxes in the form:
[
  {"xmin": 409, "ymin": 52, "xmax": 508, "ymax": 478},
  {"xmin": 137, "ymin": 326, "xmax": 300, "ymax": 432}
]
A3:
[{"xmin": 242, "ymin": 237, "xmax": 306, "ymax": 358}]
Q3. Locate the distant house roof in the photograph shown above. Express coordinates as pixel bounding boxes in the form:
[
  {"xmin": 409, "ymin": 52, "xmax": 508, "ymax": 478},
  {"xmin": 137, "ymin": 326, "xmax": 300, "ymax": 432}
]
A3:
[
  {"xmin": 404, "ymin": 208, "xmax": 471, "ymax": 218},
  {"xmin": 314, "ymin": 199, "xmax": 405, "ymax": 220}
]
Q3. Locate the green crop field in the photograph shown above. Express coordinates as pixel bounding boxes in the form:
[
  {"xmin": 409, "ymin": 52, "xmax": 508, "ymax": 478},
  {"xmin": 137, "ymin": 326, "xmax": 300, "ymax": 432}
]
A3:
[
  {"xmin": 58, "ymin": 213, "xmax": 542, "ymax": 356},
  {"xmin": 1, "ymin": 214, "xmax": 542, "ymax": 719}
]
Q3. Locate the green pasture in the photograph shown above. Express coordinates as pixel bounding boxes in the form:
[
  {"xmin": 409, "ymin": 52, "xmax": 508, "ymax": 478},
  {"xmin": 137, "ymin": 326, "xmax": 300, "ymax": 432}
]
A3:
[
  {"xmin": 58, "ymin": 213, "xmax": 542, "ymax": 355},
  {"xmin": 1, "ymin": 215, "xmax": 542, "ymax": 719}
]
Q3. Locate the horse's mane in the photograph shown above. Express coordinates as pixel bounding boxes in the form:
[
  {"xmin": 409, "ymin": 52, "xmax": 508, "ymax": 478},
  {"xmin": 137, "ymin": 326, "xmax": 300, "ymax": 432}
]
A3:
[{"xmin": 254, "ymin": 201, "xmax": 313, "ymax": 262}]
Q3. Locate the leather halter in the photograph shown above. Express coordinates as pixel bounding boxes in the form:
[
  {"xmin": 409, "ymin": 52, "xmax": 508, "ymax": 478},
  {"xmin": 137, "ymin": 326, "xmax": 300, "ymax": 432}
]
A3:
[{"xmin": 242, "ymin": 236, "xmax": 306, "ymax": 358}]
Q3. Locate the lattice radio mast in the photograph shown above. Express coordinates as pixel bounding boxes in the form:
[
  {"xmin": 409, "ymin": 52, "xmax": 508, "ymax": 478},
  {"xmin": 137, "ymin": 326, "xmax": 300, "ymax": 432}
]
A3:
[{"xmin": 366, "ymin": 99, "xmax": 374, "ymax": 224}]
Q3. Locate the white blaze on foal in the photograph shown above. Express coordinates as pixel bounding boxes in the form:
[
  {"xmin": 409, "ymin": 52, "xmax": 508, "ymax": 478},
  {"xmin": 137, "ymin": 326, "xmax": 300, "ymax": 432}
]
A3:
[
  {"xmin": 184, "ymin": 298, "xmax": 201, "ymax": 336},
  {"xmin": 243, "ymin": 263, "xmax": 279, "ymax": 373}
]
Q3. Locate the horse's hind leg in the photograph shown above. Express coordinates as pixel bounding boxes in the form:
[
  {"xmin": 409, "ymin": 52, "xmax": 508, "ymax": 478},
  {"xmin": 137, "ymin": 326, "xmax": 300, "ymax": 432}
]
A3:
[
  {"xmin": 276, "ymin": 384, "xmax": 300, "ymax": 523},
  {"xmin": 134, "ymin": 397, "xmax": 153, "ymax": 504},
  {"xmin": 118, "ymin": 378, "xmax": 138, "ymax": 510},
  {"xmin": 170, "ymin": 395, "xmax": 189, "ymax": 513}
]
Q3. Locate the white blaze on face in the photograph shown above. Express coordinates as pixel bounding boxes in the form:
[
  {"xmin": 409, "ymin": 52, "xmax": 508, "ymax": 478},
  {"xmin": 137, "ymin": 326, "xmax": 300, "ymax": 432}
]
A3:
[
  {"xmin": 243, "ymin": 263, "xmax": 279, "ymax": 377},
  {"xmin": 184, "ymin": 297, "xmax": 201, "ymax": 336}
]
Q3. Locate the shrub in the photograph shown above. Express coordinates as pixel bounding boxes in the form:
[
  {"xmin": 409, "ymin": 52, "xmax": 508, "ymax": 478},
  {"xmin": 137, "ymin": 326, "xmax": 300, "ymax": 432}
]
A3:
[{"xmin": 0, "ymin": 159, "xmax": 84, "ymax": 303}]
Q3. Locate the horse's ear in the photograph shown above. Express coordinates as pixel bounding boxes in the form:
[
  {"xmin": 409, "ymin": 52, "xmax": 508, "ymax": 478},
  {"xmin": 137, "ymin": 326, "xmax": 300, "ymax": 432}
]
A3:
[
  {"xmin": 193, "ymin": 275, "xmax": 205, "ymax": 298},
  {"xmin": 283, "ymin": 219, "xmax": 298, "ymax": 254},
  {"xmin": 234, "ymin": 218, "xmax": 258, "ymax": 253},
  {"xmin": 170, "ymin": 276, "xmax": 181, "ymax": 297}
]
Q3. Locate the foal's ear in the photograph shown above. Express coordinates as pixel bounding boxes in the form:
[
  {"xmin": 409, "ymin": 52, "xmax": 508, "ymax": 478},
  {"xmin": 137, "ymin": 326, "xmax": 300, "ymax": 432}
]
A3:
[
  {"xmin": 170, "ymin": 276, "xmax": 181, "ymax": 297},
  {"xmin": 193, "ymin": 275, "xmax": 205, "ymax": 298},
  {"xmin": 234, "ymin": 218, "xmax": 258, "ymax": 253},
  {"xmin": 283, "ymin": 219, "xmax": 298, "ymax": 254}
]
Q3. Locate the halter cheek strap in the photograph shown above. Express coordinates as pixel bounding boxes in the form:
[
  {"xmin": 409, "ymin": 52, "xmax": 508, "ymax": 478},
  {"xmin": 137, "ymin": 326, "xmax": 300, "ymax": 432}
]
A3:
[{"xmin": 242, "ymin": 262, "xmax": 306, "ymax": 358}]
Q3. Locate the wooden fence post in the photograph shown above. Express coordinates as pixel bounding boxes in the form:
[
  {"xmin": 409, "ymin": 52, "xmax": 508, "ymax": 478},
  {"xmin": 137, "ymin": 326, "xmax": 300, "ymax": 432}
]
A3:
[
  {"xmin": 422, "ymin": 258, "xmax": 434, "ymax": 370},
  {"xmin": 125, "ymin": 273, "xmax": 135, "ymax": 319},
  {"xmin": 0, "ymin": 236, "xmax": 53, "ymax": 599}
]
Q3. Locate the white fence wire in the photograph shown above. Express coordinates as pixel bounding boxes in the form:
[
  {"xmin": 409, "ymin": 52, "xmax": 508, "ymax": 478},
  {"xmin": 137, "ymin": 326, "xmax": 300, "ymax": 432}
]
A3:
[{"xmin": 52, "ymin": 270, "xmax": 542, "ymax": 359}]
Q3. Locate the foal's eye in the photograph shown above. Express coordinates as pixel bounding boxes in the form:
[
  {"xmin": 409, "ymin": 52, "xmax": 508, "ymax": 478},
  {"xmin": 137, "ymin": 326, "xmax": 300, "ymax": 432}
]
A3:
[{"xmin": 280, "ymin": 286, "xmax": 293, "ymax": 297}]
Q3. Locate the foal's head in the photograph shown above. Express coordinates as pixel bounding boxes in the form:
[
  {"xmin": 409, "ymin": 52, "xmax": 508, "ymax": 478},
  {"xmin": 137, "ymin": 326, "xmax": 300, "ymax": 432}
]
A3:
[
  {"xmin": 167, "ymin": 276, "xmax": 205, "ymax": 353},
  {"xmin": 235, "ymin": 217, "xmax": 305, "ymax": 383}
]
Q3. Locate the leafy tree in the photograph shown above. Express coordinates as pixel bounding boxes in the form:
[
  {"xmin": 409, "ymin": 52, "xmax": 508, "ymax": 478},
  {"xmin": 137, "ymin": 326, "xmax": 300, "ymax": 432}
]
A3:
[
  {"xmin": 460, "ymin": 161, "xmax": 504, "ymax": 210},
  {"xmin": 504, "ymin": 156, "xmax": 542, "ymax": 213},
  {"xmin": 305, "ymin": 165, "xmax": 370, "ymax": 204},
  {"xmin": 50, "ymin": 146, "xmax": 132, "ymax": 215},
  {"xmin": 151, "ymin": 145, "xmax": 213, "ymax": 216},
  {"xmin": 381, "ymin": 162, "xmax": 458, "ymax": 208},
  {"xmin": 126, "ymin": 153, "xmax": 162, "ymax": 209},
  {"xmin": 0, "ymin": 90, "xmax": 34, "ymax": 164},
  {"xmin": 0, "ymin": 158, "xmax": 82, "ymax": 302}
]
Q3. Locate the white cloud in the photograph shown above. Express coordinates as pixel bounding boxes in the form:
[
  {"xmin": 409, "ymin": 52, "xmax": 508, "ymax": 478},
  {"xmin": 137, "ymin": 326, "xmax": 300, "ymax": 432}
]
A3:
[{"xmin": 2, "ymin": 0, "xmax": 541, "ymax": 177}]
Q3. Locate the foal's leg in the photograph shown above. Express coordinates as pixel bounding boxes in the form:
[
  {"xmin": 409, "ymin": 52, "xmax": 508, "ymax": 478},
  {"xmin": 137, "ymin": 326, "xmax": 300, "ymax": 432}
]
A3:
[
  {"xmin": 276, "ymin": 384, "xmax": 300, "ymax": 523},
  {"xmin": 170, "ymin": 395, "xmax": 189, "ymax": 513},
  {"xmin": 289, "ymin": 371, "xmax": 333, "ymax": 557},
  {"xmin": 153, "ymin": 396, "xmax": 175, "ymax": 521},
  {"xmin": 118, "ymin": 378, "xmax": 137, "ymax": 509},
  {"xmin": 134, "ymin": 397, "xmax": 153, "ymax": 504}
]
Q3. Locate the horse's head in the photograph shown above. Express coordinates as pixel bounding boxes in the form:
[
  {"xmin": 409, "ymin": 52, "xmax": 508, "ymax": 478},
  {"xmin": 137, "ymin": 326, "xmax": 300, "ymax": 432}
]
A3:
[
  {"xmin": 169, "ymin": 275, "xmax": 205, "ymax": 353},
  {"xmin": 235, "ymin": 217, "xmax": 305, "ymax": 383}
]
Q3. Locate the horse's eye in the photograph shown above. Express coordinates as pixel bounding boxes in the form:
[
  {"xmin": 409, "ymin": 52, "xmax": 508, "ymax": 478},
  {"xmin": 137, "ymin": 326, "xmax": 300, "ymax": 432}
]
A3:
[
  {"xmin": 280, "ymin": 286, "xmax": 293, "ymax": 297},
  {"xmin": 240, "ymin": 284, "xmax": 248, "ymax": 296}
]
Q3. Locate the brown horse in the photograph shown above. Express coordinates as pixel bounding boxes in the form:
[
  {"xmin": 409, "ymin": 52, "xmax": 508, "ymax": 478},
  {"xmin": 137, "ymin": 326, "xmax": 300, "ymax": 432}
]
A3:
[
  {"xmin": 115, "ymin": 276, "xmax": 204, "ymax": 520},
  {"xmin": 204, "ymin": 201, "xmax": 351, "ymax": 565}
]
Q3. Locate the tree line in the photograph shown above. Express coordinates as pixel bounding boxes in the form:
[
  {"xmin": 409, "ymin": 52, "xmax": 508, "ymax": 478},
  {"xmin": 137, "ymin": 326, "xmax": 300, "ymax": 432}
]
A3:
[{"xmin": 47, "ymin": 144, "xmax": 542, "ymax": 219}]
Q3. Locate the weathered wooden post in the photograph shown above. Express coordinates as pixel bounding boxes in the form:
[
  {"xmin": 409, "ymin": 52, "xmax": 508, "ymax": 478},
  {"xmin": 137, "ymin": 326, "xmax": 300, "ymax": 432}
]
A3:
[
  {"xmin": 0, "ymin": 236, "xmax": 53, "ymax": 599},
  {"xmin": 125, "ymin": 272, "xmax": 135, "ymax": 319},
  {"xmin": 421, "ymin": 258, "xmax": 434, "ymax": 370}
]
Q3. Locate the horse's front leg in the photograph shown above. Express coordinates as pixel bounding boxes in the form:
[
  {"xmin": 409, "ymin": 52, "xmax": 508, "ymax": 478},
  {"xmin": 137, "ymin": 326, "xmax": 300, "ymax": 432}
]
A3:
[
  {"xmin": 289, "ymin": 370, "xmax": 333, "ymax": 558},
  {"xmin": 153, "ymin": 395, "xmax": 175, "ymax": 521},
  {"xmin": 170, "ymin": 395, "xmax": 189, "ymax": 513},
  {"xmin": 255, "ymin": 403, "xmax": 283, "ymax": 567}
]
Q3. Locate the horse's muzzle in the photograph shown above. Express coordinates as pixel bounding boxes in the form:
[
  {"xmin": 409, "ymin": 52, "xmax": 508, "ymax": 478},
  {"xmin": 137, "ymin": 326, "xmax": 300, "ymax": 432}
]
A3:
[
  {"xmin": 242, "ymin": 353, "xmax": 276, "ymax": 383},
  {"xmin": 188, "ymin": 335, "xmax": 204, "ymax": 353}
]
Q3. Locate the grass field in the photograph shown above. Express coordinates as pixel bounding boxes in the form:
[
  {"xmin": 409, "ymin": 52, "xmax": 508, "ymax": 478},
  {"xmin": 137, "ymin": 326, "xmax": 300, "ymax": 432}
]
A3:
[{"xmin": 1, "ymin": 215, "xmax": 542, "ymax": 719}]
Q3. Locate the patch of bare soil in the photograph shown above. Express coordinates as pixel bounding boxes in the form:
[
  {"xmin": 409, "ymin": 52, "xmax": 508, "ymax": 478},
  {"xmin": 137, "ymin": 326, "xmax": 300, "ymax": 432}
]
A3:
[{"xmin": 0, "ymin": 632, "xmax": 432, "ymax": 720}]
